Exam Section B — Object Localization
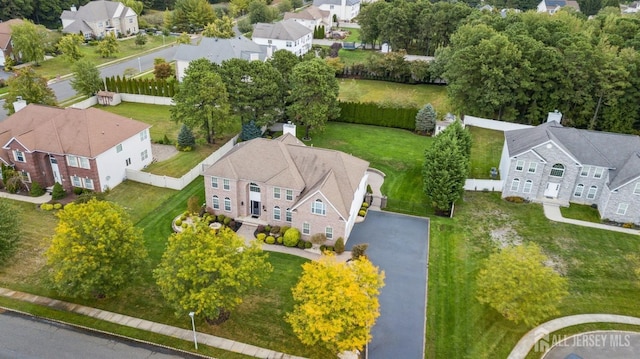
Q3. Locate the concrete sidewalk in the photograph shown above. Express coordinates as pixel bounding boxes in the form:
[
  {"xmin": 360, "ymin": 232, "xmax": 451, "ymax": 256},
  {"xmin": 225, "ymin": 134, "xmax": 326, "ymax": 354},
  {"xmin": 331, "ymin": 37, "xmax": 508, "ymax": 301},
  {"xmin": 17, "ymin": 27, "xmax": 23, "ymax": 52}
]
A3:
[
  {"xmin": 0, "ymin": 191, "xmax": 50, "ymax": 204},
  {"xmin": 0, "ymin": 287, "xmax": 305, "ymax": 359},
  {"xmin": 543, "ymin": 203, "xmax": 640, "ymax": 235}
]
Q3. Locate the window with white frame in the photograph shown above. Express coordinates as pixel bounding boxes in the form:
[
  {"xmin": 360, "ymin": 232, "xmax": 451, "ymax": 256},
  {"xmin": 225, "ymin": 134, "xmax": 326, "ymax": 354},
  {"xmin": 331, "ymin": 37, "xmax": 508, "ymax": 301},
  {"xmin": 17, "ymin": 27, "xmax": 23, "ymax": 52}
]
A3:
[
  {"xmin": 510, "ymin": 178, "xmax": 520, "ymax": 192},
  {"xmin": 311, "ymin": 199, "xmax": 326, "ymax": 215},
  {"xmin": 212, "ymin": 195, "xmax": 220, "ymax": 209},
  {"xmin": 515, "ymin": 160, "xmax": 525, "ymax": 171},
  {"xmin": 79, "ymin": 157, "xmax": 90, "ymax": 169},
  {"xmin": 141, "ymin": 150, "xmax": 148, "ymax": 161},
  {"xmin": 67, "ymin": 155, "xmax": 78, "ymax": 166},
  {"xmin": 302, "ymin": 222, "xmax": 310, "ymax": 235},
  {"xmin": 19, "ymin": 171, "xmax": 30, "ymax": 183},
  {"xmin": 273, "ymin": 187, "xmax": 281, "ymax": 199},
  {"xmin": 71, "ymin": 175, "xmax": 82, "ymax": 187},
  {"xmin": 140, "ymin": 130, "xmax": 148, "ymax": 141},
  {"xmin": 580, "ymin": 166, "xmax": 590, "ymax": 177},
  {"xmin": 250, "ymin": 182, "xmax": 260, "ymax": 192},
  {"xmin": 211, "ymin": 177, "xmax": 218, "ymax": 188},
  {"xmin": 528, "ymin": 162, "xmax": 537, "ymax": 173},
  {"xmin": 574, "ymin": 184, "xmax": 584, "ymax": 197},
  {"xmin": 634, "ymin": 182, "xmax": 640, "ymax": 195},
  {"xmin": 285, "ymin": 208, "xmax": 292, "ymax": 222},
  {"xmin": 286, "ymin": 189, "xmax": 293, "ymax": 201},
  {"xmin": 83, "ymin": 178, "xmax": 94, "ymax": 190},
  {"xmin": 273, "ymin": 206, "xmax": 281, "ymax": 220},
  {"xmin": 587, "ymin": 185, "xmax": 597, "ymax": 199},
  {"xmin": 13, "ymin": 150, "xmax": 25, "ymax": 162},
  {"xmin": 223, "ymin": 178, "xmax": 230, "ymax": 190},
  {"xmin": 116, "ymin": 144, "xmax": 123, "ymax": 153},
  {"xmin": 593, "ymin": 167, "xmax": 604, "ymax": 179},
  {"xmin": 68, "ymin": 155, "xmax": 90, "ymax": 168},
  {"xmin": 550, "ymin": 163, "xmax": 565, "ymax": 177},
  {"xmin": 224, "ymin": 197, "xmax": 231, "ymax": 211},
  {"xmin": 286, "ymin": 41, "xmax": 292, "ymax": 47},
  {"xmin": 523, "ymin": 180, "xmax": 533, "ymax": 193},
  {"xmin": 617, "ymin": 203, "xmax": 629, "ymax": 215},
  {"xmin": 325, "ymin": 226, "xmax": 333, "ymax": 239}
]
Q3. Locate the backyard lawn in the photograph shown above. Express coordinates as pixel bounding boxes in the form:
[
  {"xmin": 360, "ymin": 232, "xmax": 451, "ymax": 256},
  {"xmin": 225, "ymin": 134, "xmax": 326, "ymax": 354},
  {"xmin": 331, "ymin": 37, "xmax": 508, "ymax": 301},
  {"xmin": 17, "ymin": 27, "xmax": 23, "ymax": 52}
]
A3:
[
  {"xmin": 338, "ymin": 48, "xmax": 381, "ymax": 66},
  {"xmin": 468, "ymin": 126, "xmax": 504, "ymax": 179},
  {"xmin": 338, "ymin": 78, "xmax": 450, "ymax": 113}
]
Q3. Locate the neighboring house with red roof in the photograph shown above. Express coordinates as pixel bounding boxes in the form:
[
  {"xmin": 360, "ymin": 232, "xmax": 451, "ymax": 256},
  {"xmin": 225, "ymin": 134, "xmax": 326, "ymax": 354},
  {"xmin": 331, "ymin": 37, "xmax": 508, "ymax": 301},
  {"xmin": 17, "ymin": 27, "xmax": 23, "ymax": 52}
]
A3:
[
  {"xmin": 0, "ymin": 19, "xmax": 24, "ymax": 67},
  {"xmin": 203, "ymin": 133, "xmax": 369, "ymax": 242},
  {"xmin": 60, "ymin": 0, "xmax": 138, "ymax": 39},
  {"xmin": 0, "ymin": 104, "xmax": 152, "ymax": 193}
]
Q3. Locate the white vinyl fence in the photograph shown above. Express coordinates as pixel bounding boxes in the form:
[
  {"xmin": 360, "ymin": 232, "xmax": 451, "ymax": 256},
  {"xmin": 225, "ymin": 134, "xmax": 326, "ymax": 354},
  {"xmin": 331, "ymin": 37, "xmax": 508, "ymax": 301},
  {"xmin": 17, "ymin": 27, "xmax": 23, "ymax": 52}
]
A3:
[{"xmin": 463, "ymin": 115, "xmax": 533, "ymax": 131}]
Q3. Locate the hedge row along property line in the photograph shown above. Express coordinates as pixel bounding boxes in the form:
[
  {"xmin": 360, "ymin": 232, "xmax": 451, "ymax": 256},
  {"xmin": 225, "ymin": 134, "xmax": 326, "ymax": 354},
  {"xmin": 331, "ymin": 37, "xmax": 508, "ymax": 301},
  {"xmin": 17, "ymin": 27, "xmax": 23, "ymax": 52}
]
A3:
[
  {"xmin": 103, "ymin": 76, "xmax": 178, "ymax": 97},
  {"xmin": 333, "ymin": 101, "xmax": 419, "ymax": 130}
]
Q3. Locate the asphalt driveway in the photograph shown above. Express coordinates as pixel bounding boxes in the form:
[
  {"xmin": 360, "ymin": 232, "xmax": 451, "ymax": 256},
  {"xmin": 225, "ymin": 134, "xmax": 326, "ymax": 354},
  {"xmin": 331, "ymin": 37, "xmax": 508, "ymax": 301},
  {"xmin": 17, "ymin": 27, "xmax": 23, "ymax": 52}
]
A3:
[{"xmin": 347, "ymin": 210, "xmax": 430, "ymax": 359}]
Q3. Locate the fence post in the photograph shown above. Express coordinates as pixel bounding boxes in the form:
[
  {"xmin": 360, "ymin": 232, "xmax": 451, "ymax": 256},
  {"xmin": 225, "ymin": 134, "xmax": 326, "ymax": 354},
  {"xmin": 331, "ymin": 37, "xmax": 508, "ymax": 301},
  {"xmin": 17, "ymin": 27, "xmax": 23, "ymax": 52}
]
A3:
[{"xmin": 380, "ymin": 196, "xmax": 387, "ymax": 209}]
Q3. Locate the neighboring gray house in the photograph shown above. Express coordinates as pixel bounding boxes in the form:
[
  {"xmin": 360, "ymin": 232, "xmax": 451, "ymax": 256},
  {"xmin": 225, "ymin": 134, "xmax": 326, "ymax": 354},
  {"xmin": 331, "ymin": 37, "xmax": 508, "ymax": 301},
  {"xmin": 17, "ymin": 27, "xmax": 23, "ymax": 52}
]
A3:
[
  {"xmin": 252, "ymin": 19, "xmax": 313, "ymax": 57},
  {"xmin": 61, "ymin": 0, "xmax": 139, "ymax": 39},
  {"xmin": 312, "ymin": 0, "xmax": 361, "ymax": 21},
  {"xmin": 283, "ymin": 6, "xmax": 331, "ymax": 32},
  {"xmin": 499, "ymin": 112, "xmax": 640, "ymax": 224},
  {"xmin": 537, "ymin": 0, "xmax": 581, "ymax": 14},
  {"xmin": 173, "ymin": 36, "xmax": 268, "ymax": 81}
]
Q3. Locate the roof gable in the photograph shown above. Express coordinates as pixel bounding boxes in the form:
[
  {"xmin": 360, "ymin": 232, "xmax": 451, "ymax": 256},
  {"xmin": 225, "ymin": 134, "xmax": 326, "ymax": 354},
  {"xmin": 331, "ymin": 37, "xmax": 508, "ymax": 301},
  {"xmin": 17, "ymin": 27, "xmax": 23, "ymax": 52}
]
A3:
[
  {"xmin": 0, "ymin": 19, "xmax": 25, "ymax": 50},
  {"xmin": 313, "ymin": 0, "xmax": 360, "ymax": 6},
  {"xmin": 174, "ymin": 36, "xmax": 267, "ymax": 63},
  {"xmin": 283, "ymin": 6, "xmax": 330, "ymax": 21},
  {"xmin": 252, "ymin": 19, "xmax": 312, "ymax": 41}
]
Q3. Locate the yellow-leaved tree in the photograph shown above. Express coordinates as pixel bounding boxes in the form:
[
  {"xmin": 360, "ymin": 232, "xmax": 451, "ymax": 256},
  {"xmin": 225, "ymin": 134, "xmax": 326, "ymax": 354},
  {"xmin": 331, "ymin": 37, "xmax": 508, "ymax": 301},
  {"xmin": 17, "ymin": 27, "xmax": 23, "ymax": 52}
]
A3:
[
  {"xmin": 154, "ymin": 220, "xmax": 273, "ymax": 324},
  {"xmin": 46, "ymin": 199, "xmax": 147, "ymax": 299},
  {"xmin": 286, "ymin": 253, "xmax": 385, "ymax": 354}
]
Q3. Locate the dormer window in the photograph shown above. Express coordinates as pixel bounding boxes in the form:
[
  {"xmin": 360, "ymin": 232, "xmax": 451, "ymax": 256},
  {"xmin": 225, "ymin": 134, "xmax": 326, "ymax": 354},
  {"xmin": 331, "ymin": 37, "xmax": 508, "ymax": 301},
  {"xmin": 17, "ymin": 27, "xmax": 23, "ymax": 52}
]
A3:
[{"xmin": 13, "ymin": 150, "xmax": 25, "ymax": 163}]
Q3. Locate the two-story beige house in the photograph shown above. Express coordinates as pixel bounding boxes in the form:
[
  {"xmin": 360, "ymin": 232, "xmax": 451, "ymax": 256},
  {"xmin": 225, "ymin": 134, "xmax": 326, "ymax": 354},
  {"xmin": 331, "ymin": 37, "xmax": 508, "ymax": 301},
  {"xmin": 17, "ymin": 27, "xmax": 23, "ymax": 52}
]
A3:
[
  {"xmin": 203, "ymin": 133, "xmax": 369, "ymax": 243},
  {"xmin": 61, "ymin": 0, "xmax": 139, "ymax": 39}
]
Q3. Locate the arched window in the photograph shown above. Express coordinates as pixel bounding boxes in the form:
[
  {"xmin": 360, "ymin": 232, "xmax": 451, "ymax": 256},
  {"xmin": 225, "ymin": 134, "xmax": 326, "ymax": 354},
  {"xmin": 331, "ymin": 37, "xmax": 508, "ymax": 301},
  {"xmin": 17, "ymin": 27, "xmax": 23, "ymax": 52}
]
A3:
[
  {"xmin": 523, "ymin": 180, "xmax": 532, "ymax": 194},
  {"xmin": 510, "ymin": 178, "xmax": 520, "ymax": 192},
  {"xmin": 550, "ymin": 163, "xmax": 565, "ymax": 177},
  {"xmin": 311, "ymin": 199, "xmax": 326, "ymax": 215},
  {"xmin": 250, "ymin": 182, "xmax": 260, "ymax": 192},
  {"xmin": 273, "ymin": 206, "xmax": 281, "ymax": 221},
  {"xmin": 212, "ymin": 195, "xmax": 220, "ymax": 209},
  {"xmin": 587, "ymin": 186, "xmax": 598, "ymax": 200},
  {"xmin": 224, "ymin": 197, "xmax": 231, "ymax": 211},
  {"xmin": 574, "ymin": 184, "xmax": 584, "ymax": 197}
]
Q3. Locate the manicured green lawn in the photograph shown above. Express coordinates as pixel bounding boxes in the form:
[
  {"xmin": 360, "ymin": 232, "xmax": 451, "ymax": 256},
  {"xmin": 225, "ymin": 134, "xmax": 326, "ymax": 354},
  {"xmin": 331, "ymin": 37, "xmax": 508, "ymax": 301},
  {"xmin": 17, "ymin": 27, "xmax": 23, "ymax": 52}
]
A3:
[
  {"xmin": 338, "ymin": 48, "xmax": 381, "ymax": 66},
  {"xmin": 468, "ymin": 126, "xmax": 504, "ymax": 179},
  {"xmin": 34, "ymin": 35, "xmax": 176, "ymax": 80},
  {"xmin": 338, "ymin": 78, "xmax": 450, "ymax": 112},
  {"xmin": 97, "ymin": 102, "xmax": 177, "ymax": 142},
  {"xmin": 560, "ymin": 204, "xmax": 602, "ymax": 223},
  {"xmin": 306, "ymin": 122, "xmax": 433, "ymax": 215},
  {"xmin": 341, "ymin": 27, "xmax": 360, "ymax": 42},
  {"xmin": 142, "ymin": 143, "xmax": 226, "ymax": 178},
  {"xmin": 427, "ymin": 192, "xmax": 640, "ymax": 358}
]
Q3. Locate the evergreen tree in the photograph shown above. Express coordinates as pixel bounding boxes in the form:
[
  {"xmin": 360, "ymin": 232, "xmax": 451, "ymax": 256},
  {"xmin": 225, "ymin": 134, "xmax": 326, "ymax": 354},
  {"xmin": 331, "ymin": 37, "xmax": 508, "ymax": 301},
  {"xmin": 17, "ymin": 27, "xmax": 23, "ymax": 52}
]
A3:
[
  {"xmin": 416, "ymin": 103, "xmax": 437, "ymax": 134},
  {"xmin": 240, "ymin": 120, "xmax": 262, "ymax": 141},
  {"xmin": 423, "ymin": 134, "xmax": 468, "ymax": 215},
  {"xmin": 177, "ymin": 124, "xmax": 196, "ymax": 150}
]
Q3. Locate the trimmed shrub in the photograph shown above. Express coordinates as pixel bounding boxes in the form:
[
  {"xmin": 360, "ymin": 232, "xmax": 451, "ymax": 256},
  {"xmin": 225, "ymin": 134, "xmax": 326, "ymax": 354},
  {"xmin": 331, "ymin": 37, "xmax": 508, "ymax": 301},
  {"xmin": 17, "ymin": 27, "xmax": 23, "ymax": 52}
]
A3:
[
  {"xmin": 73, "ymin": 187, "xmax": 84, "ymax": 195},
  {"xmin": 223, "ymin": 217, "xmax": 231, "ymax": 225},
  {"xmin": 326, "ymin": 246, "xmax": 334, "ymax": 252},
  {"xmin": 266, "ymin": 236, "xmax": 276, "ymax": 244},
  {"xmin": 265, "ymin": 225, "xmax": 272, "ymax": 233},
  {"xmin": 310, "ymin": 233, "xmax": 327, "ymax": 246},
  {"xmin": 504, "ymin": 196, "xmax": 525, "ymax": 204},
  {"xmin": 283, "ymin": 228, "xmax": 301, "ymax": 247},
  {"xmin": 257, "ymin": 225, "xmax": 265, "ymax": 233},
  {"xmin": 334, "ymin": 237, "xmax": 345, "ymax": 254},
  {"xmin": 180, "ymin": 214, "xmax": 187, "ymax": 221},
  {"xmin": 30, "ymin": 182, "xmax": 45, "ymax": 197},
  {"xmin": 175, "ymin": 219, "xmax": 182, "ymax": 226},
  {"xmin": 359, "ymin": 210, "xmax": 366, "ymax": 216},
  {"xmin": 270, "ymin": 225, "xmax": 281, "ymax": 235},
  {"xmin": 277, "ymin": 236, "xmax": 283, "ymax": 244},
  {"xmin": 623, "ymin": 223, "xmax": 634, "ymax": 229},
  {"xmin": 181, "ymin": 222, "xmax": 188, "ymax": 228},
  {"xmin": 187, "ymin": 195, "xmax": 200, "ymax": 214},
  {"xmin": 334, "ymin": 102, "xmax": 418, "ymax": 130},
  {"xmin": 362, "ymin": 202, "xmax": 369, "ymax": 208},
  {"xmin": 279, "ymin": 226, "xmax": 290, "ymax": 236},
  {"xmin": 297, "ymin": 240, "xmax": 305, "ymax": 249},
  {"xmin": 51, "ymin": 182, "xmax": 66, "ymax": 200},
  {"xmin": 305, "ymin": 241, "xmax": 312, "ymax": 249},
  {"xmin": 40, "ymin": 203, "xmax": 54, "ymax": 211},
  {"xmin": 351, "ymin": 243, "xmax": 368, "ymax": 259},
  {"xmin": 217, "ymin": 214, "xmax": 226, "ymax": 222},
  {"xmin": 257, "ymin": 233, "xmax": 267, "ymax": 241},
  {"xmin": 366, "ymin": 184, "xmax": 373, "ymax": 194},
  {"xmin": 53, "ymin": 203, "xmax": 62, "ymax": 210}
]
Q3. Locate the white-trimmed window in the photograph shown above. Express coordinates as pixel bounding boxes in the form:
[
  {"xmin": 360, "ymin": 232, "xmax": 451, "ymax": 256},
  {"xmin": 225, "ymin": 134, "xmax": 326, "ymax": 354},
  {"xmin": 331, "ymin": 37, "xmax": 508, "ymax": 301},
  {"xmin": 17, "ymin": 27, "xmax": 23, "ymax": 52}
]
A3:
[
  {"xmin": 286, "ymin": 41, "xmax": 292, "ymax": 47},
  {"xmin": 550, "ymin": 163, "xmax": 565, "ymax": 178},
  {"xmin": 116, "ymin": 144, "xmax": 123, "ymax": 153},
  {"xmin": 211, "ymin": 177, "xmax": 219, "ymax": 188},
  {"xmin": 528, "ymin": 162, "xmax": 537, "ymax": 173},
  {"xmin": 311, "ymin": 199, "xmax": 326, "ymax": 215},
  {"xmin": 285, "ymin": 208, "xmax": 292, "ymax": 222},
  {"xmin": 19, "ymin": 170, "xmax": 30, "ymax": 183},
  {"xmin": 286, "ymin": 189, "xmax": 293, "ymax": 201},
  {"xmin": 224, "ymin": 197, "xmax": 231, "ymax": 211},
  {"xmin": 302, "ymin": 222, "xmax": 310, "ymax": 235},
  {"xmin": 141, "ymin": 149, "xmax": 148, "ymax": 161},
  {"xmin": 273, "ymin": 187, "xmax": 281, "ymax": 199},
  {"xmin": 250, "ymin": 182, "xmax": 260, "ymax": 192},
  {"xmin": 510, "ymin": 178, "xmax": 520, "ymax": 192},
  {"xmin": 71, "ymin": 175, "xmax": 82, "ymax": 187},
  {"xmin": 593, "ymin": 167, "xmax": 604, "ymax": 179},
  {"xmin": 212, "ymin": 195, "xmax": 220, "ymax": 209},
  {"xmin": 523, "ymin": 180, "xmax": 533, "ymax": 193},
  {"xmin": 83, "ymin": 178, "xmax": 94, "ymax": 190},
  {"xmin": 325, "ymin": 226, "xmax": 333, "ymax": 239},
  {"xmin": 634, "ymin": 182, "xmax": 640, "ymax": 195},
  {"xmin": 617, "ymin": 203, "xmax": 629, "ymax": 215},
  {"xmin": 79, "ymin": 157, "xmax": 90, "ymax": 169},
  {"xmin": 223, "ymin": 178, "xmax": 230, "ymax": 190},
  {"xmin": 574, "ymin": 184, "xmax": 584, "ymax": 197},
  {"xmin": 140, "ymin": 130, "xmax": 148, "ymax": 141},
  {"xmin": 580, "ymin": 166, "xmax": 590, "ymax": 177},
  {"xmin": 273, "ymin": 206, "xmax": 281, "ymax": 221},
  {"xmin": 515, "ymin": 160, "xmax": 525, "ymax": 172},
  {"xmin": 587, "ymin": 185, "xmax": 597, "ymax": 200},
  {"xmin": 67, "ymin": 155, "xmax": 78, "ymax": 167},
  {"xmin": 13, "ymin": 150, "xmax": 25, "ymax": 162}
]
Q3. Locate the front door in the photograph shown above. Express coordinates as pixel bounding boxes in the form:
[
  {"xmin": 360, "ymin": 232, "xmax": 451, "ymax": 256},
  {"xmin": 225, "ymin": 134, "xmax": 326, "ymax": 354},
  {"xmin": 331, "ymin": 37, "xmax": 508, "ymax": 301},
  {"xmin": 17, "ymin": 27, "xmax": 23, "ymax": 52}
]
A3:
[
  {"xmin": 544, "ymin": 182, "xmax": 560, "ymax": 198},
  {"xmin": 49, "ymin": 156, "xmax": 61, "ymax": 184},
  {"xmin": 250, "ymin": 200, "xmax": 261, "ymax": 217}
]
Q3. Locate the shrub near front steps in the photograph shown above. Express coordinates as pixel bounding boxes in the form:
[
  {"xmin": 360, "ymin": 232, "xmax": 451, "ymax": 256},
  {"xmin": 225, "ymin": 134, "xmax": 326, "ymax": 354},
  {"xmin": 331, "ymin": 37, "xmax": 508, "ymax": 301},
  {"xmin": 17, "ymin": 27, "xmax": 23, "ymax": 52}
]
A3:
[{"xmin": 283, "ymin": 228, "xmax": 301, "ymax": 247}]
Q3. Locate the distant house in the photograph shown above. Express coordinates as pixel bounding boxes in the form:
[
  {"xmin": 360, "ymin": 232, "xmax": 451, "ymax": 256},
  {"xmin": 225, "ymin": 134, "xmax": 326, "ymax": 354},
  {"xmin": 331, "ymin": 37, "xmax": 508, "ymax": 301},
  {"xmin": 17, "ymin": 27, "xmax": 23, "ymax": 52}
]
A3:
[
  {"xmin": 0, "ymin": 103, "xmax": 152, "ymax": 193},
  {"xmin": 622, "ymin": 1, "xmax": 640, "ymax": 13},
  {"xmin": 203, "ymin": 130, "xmax": 369, "ymax": 242},
  {"xmin": 61, "ymin": 0, "xmax": 139, "ymax": 39},
  {"xmin": 499, "ymin": 111, "xmax": 640, "ymax": 224},
  {"xmin": 252, "ymin": 19, "xmax": 313, "ymax": 57},
  {"xmin": 173, "ymin": 36, "xmax": 268, "ymax": 82},
  {"xmin": 283, "ymin": 6, "xmax": 331, "ymax": 32},
  {"xmin": 537, "ymin": 0, "xmax": 581, "ymax": 14},
  {"xmin": 0, "ymin": 19, "xmax": 24, "ymax": 67},
  {"xmin": 312, "ymin": 0, "xmax": 361, "ymax": 22}
]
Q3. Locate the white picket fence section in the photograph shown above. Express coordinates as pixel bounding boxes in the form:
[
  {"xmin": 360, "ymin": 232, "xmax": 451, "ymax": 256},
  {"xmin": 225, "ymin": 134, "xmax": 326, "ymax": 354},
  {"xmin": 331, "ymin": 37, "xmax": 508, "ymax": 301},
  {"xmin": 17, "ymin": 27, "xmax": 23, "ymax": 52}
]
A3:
[
  {"xmin": 70, "ymin": 96, "xmax": 98, "ymax": 109},
  {"xmin": 463, "ymin": 115, "xmax": 533, "ymax": 132},
  {"xmin": 125, "ymin": 134, "xmax": 239, "ymax": 190},
  {"xmin": 464, "ymin": 179, "xmax": 503, "ymax": 192}
]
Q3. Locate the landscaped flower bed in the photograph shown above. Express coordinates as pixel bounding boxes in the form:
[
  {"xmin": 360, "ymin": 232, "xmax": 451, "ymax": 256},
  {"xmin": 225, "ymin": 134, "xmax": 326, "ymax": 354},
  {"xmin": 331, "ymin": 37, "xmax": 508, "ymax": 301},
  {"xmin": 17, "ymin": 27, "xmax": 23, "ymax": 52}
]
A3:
[
  {"xmin": 172, "ymin": 211, "xmax": 240, "ymax": 233},
  {"xmin": 253, "ymin": 225, "xmax": 345, "ymax": 254}
]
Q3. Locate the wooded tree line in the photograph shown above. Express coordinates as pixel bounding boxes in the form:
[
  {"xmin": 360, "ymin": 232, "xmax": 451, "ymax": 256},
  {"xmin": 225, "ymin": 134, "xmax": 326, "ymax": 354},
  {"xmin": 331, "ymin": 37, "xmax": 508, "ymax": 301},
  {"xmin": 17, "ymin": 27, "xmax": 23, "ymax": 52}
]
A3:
[{"xmin": 436, "ymin": 10, "xmax": 640, "ymax": 132}]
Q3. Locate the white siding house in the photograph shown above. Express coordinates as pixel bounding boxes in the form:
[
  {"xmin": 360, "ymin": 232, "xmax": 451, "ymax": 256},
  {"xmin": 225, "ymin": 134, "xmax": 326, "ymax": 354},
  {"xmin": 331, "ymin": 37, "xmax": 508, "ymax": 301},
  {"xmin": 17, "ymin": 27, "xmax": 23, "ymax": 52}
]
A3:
[
  {"xmin": 312, "ymin": 0, "xmax": 361, "ymax": 22},
  {"xmin": 252, "ymin": 19, "xmax": 313, "ymax": 57},
  {"xmin": 95, "ymin": 128, "xmax": 152, "ymax": 191},
  {"xmin": 61, "ymin": 0, "xmax": 139, "ymax": 39}
]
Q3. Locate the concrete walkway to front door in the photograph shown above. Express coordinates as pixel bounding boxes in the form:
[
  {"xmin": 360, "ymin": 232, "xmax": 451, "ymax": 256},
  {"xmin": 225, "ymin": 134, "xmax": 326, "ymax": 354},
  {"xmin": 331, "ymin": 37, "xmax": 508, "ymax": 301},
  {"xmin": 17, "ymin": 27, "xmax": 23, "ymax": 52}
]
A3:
[{"xmin": 543, "ymin": 204, "xmax": 640, "ymax": 235}]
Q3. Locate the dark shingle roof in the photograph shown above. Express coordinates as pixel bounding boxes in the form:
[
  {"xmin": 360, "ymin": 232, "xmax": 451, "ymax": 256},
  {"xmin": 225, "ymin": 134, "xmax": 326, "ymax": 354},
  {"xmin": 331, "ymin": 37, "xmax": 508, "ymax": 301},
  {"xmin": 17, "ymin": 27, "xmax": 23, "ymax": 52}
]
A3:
[
  {"xmin": 252, "ymin": 19, "xmax": 312, "ymax": 41},
  {"xmin": 313, "ymin": 0, "xmax": 360, "ymax": 6}
]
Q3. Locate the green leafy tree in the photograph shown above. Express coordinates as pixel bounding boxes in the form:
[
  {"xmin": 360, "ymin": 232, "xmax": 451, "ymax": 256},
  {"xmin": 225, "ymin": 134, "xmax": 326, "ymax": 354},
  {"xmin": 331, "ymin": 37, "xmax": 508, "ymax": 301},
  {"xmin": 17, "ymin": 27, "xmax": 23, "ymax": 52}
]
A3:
[
  {"xmin": 278, "ymin": 0, "xmax": 292, "ymax": 13},
  {"xmin": 358, "ymin": 1, "xmax": 389, "ymax": 48},
  {"xmin": 268, "ymin": 49, "xmax": 299, "ymax": 84},
  {"xmin": 10, "ymin": 20, "xmax": 47, "ymax": 65},
  {"xmin": 171, "ymin": 59, "xmax": 231, "ymax": 144},
  {"xmin": 0, "ymin": 0, "xmax": 34, "ymax": 23},
  {"xmin": 291, "ymin": 0, "xmax": 302, "ymax": 8},
  {"xmin": 476, "ymin": 244, "xmax": 568, "ymax": 326},
  {"xmin": 0, "ymin": 199, "xmax": 20, "ymax": 264},
  {"xmin": 230, "ymin": 0, "xmax": 250, "ymax": 16},
  {"xmin": 154, "ymin": 221, "xmax": 273, "ymax": 324},
  {"xmin": 287, "ymin": 58, "xmax": 340, "ymax": 140},
  {"xmin": 442, "ymin": 120, "xmax": 471, "ymax": 158},
  {"xmin": 2, "ymin": 67, "xmax": 56, "ymax": 114},
  {"xmin": 422, "ymin": 133, "xmax": 468, "ymax": 214},
  {"xmin": 248, "ymin": 0, "xmax": 276, "ymax": 24},
  {"xmin": 57, "ymin": 34, "xmax": 84, "ymax": 62},
  {"xmin": 117, "ymin": 0, "xmax": 144, "ymax": 15},
  {"xmin": 97, "ymin": 34, "xmax": 119, "ymax": 58},
  {"xmin": 415, "ymin": 103, "xmax": 436, "ymax": 134},
  {"xmin": 46, "ymin": 199, "xmax": 148, "ymax": 299},
  {"xmin": 177, "ymin": 124, "xmax": 196, "ymax": 150},
  {"xmin": 202, "ymin": 15, "xmax": 234, "ymax": 38},
  {"xmin": 153, "ymin": 58, "xmax": 173, "ymax": 80},
  {"xmin": 176, "ymin": 32, "xmax": 191, "ymax": 44},
  {"xmin": 167, "ymin": 0, "xmax": 216, "ymax": 33},
  {"xmin": 70, "ymin": 59, "xmax": 103, "ymax": 96},
  {"xmin": 287, "ymin": 254, "xmax": 385, "ymax": 354},
  {"xmin": 135, "ymin": 33, "xmax": 148, "ymax": 46}
]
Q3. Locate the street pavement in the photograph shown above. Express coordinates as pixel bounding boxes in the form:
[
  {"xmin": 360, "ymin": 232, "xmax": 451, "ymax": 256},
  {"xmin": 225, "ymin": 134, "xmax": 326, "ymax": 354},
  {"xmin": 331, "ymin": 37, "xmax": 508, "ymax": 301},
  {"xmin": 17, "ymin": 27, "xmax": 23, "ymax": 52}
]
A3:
[{"xmin": 0, "ymin": 310, "xmax": 203, "ymax": 359}]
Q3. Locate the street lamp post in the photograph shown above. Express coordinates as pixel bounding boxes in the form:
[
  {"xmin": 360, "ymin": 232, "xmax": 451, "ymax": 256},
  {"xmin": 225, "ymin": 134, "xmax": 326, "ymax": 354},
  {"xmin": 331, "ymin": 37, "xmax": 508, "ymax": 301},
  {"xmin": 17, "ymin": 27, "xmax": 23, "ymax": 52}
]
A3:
[
  {"xmin": 137, "ymin": 57, "xmax": 142, "ymax": 73},
  {"xmin": 188, "ymin": 312, "xmax": 198, "ymax": 350}
]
